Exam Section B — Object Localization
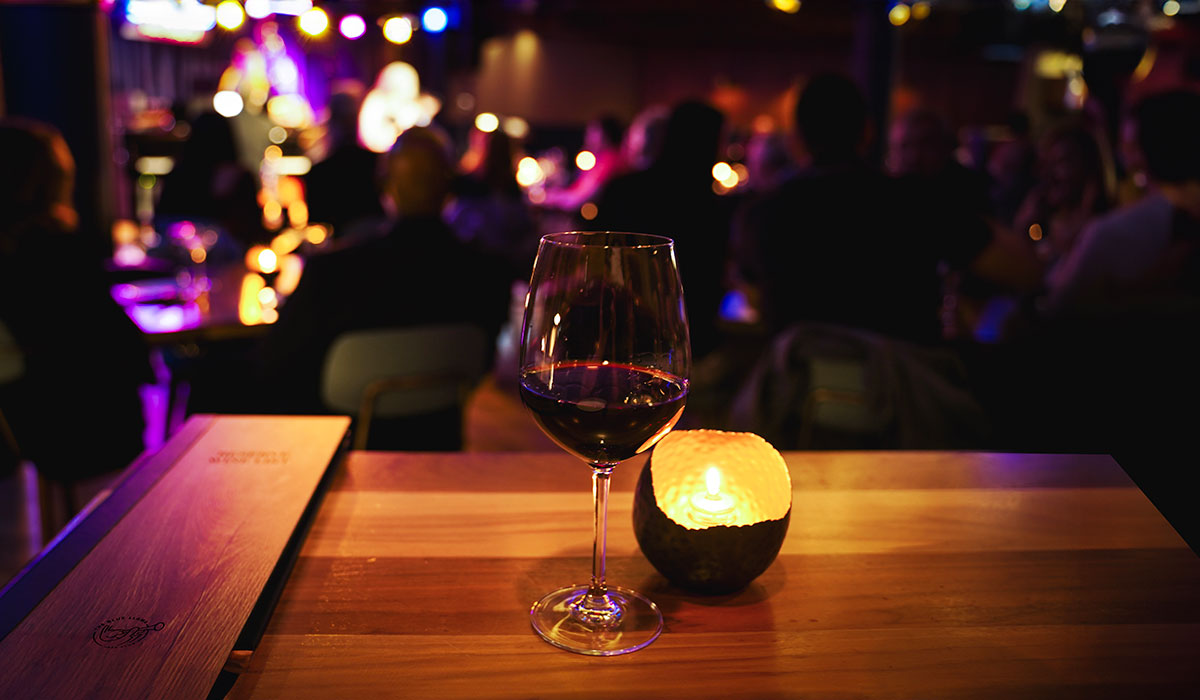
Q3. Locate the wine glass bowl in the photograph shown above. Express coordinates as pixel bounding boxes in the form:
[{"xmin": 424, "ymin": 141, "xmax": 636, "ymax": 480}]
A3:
[{"xmin": 519, "ymin": 231, "xmax": 691, "ymax": 655}]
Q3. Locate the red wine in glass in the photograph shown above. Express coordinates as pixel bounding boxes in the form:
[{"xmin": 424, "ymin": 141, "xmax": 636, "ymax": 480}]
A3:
[{"xmin": 520, "ymin": 361, "xmax": 688, "ymax": 465}]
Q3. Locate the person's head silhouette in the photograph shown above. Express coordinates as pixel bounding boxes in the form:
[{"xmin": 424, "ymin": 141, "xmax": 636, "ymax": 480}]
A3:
[{"xmin": 794, "ymin": 73, "xmax": 868, "ymax": 170}]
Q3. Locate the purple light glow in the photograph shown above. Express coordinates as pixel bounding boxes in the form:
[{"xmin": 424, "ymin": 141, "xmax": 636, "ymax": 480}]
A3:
[
  {"xmin": 111, "ymin": 280, "xmax": 182, "ymax": 304},
  {"xmin": 127, "ymin": 302, "xmax": 204, "ymax": 334},
  {"xmin": 339, "ymin": 14, "xmax": 366, "ymax": 39}
]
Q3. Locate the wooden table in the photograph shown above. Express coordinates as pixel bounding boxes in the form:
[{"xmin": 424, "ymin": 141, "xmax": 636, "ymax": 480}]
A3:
[{"xmin": 228, "ymin": 451, "xmax": 1200, "ymax": 699}]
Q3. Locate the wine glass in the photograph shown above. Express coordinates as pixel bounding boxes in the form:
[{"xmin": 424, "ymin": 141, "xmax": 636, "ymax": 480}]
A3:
[{"xmin": 519, "ymin": 231, "xmax": 691, "ymax": 655}]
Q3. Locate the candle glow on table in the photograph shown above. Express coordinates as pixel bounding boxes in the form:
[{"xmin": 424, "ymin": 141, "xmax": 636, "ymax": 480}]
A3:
[
  {"xmin": 633, "ymin": 430, "xmax": 792, "ymax": 593},
  {"xmin": 688, "ymin": 466, "xmax": 736, "ymax": 526}
]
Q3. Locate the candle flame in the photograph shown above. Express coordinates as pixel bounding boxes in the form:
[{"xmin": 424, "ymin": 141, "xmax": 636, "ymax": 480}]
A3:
[{"xmin": 705, "ymin": 466, "xmax": 721, "ymax": 498}]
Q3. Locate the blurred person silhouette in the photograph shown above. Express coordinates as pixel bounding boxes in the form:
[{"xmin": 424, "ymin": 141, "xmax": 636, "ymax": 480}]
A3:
[
  {"xmin": 743, "ymin": 129, "xmax": 798, "ymax": 196},
  {"xmin": 735, "ymin": 73, "xmax": 1040, "ymax": 345},
  {"xmin": 887, "ymin": 108, "xmax": 991, "ymax": 217},
  {"xmin": 1044, "ymin": 90, "xmax": 1200, "ymax": 316},
  {"xmin": 156, "ymin": 110, "xmax": 265, "ymax": 249},
  {"xmin": 887, "ymin": 107, "xmax": 998, "ymax": 340},
  {"xmin": 254, "ymin": 126, "xmax": 509, "ymax": 448},
  {"xmin": 592, "ymin": 99, "xmax": 733, "ymax": 359},
  {"xmin": 622, "ymin": 105, "xmax": 669, "ymax": 174},
  {"xmin": 543, "ymin": 114, "xmax": 626, "ymax": 215},
  {"xmin": 0, "ymin": 118, "xmax": 152, "ymax": 482},
  {"xmin": 445, "ymin": 126, "xmax": 538, "ymax": 283},
  {"xmin": 1013, "ymin": 124, "xmax": 1111, "ymax": 273},
  {"xmin": 305, "ymin": 85, "xmax": 384, "ymax": 238},
  {"xmin": 987, "ymin": 111, "xmax": 1037, "ymax": 227}
]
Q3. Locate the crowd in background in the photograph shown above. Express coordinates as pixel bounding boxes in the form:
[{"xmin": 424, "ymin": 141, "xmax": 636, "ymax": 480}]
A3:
[{"xmin": 4, "ymin": 66, "xmax": 1200, "ymax": 541}]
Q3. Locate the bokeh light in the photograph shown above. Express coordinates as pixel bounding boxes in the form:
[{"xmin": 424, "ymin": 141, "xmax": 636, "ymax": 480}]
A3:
[
  {"xmin": 298, "ymin": 7, "xmax": 328, "ymax": 36},
  {"xmin": 1048, "ymin": 0, "xmax": 1066, "ymax": 12},
  {"xmin": 1163, "ymin": 0, "xmax": 1180, "ymax": 16},
  {"xmin": 339, "ymin": 14, "xmax": 366, "ymax": 39},
  {"xmin": 305, "ymin": 225, "xmax": 329, "ymax": 245},
  {"xmin": 422, "ymin": 6, "xmax": 448, "ymax": 32},
  {"xmin": 888, "ymin": 3, "xmax": 910, "ymax": 26},
  {"xmin": 516, "ymin": 157, "xmax": 544, "ymax": 187},
  {"xmin": 474, "ymin": 112, "xmax": 499, "ymax": 133},
  {"xmin": 912, "ymin": 1, "xmax": 930, "ymax": 19},
  {"xmin": 244, "ymin": 0, "xmax": 270, "ymax": 19},
  {"xmin": 213, "ymin": 90, "xmax": 244, "ymax": 117},
  {"xmin": 575, "ymin": 150, "xmax": 597, "ymax": 171},
  {"xmin": 383, "ymin": 16, "xmax": 413, "ymax": 44},
  {"xmin": 769, "ymin": 0, "xmax": 801, "ymax": 14},
  {"xmin": 215, "ymin": 0, "xmax": 244, "ymax": 30},
  {"xmin": 580, "ymin": 202, "xmax": 598, "ymax": 220},
  {"xmin": 258, "ymin": 248, "xmax": 279, "ymax": 274},
  {"xmin": 503, "ymin": 116, "xmax": 530, "ymax": 139}
]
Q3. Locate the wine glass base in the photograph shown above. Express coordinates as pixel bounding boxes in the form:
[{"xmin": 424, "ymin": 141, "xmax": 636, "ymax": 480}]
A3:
[{"xmin": 530, "ymin": 584, "xmax": 663, "ymax": 656}]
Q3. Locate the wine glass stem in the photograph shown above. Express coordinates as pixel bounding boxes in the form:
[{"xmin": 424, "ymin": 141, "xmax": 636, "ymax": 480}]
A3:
[{"xmin": 588, "ymin": 465, "xmax": 613, "ymax": 599}]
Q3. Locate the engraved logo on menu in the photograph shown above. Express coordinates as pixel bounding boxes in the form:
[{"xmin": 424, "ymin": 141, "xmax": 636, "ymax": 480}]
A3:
[
  {"xmin": 91, "ymin": 617, "xmax": 165, "ymax": 648},
  {"xmin": 209, "ymin": 450, "xmax": 291, "ymax": 464}
]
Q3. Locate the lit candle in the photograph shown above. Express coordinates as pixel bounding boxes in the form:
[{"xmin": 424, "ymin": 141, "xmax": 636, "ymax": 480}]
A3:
[{"xmin": 688, "ymin": 466, "xmax": 736, "ymax": 526}]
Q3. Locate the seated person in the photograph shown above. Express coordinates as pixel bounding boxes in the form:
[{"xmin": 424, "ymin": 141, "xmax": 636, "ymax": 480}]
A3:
[
  {"xmin": 0, "ymin": 118, "xmax": 152, "ymax": 481},
  {"xmin": 255, "ymin": 127, "xmax": 509, "ymax": 449},
  {"xmin": 736, "ymin": 74, "xmax": 1039, "ymax": 346}
]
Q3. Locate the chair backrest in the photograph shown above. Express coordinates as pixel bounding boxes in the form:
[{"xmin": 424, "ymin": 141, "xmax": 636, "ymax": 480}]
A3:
[
  {"xmin": 730, "ymin": 322, "xmax": 988, "ymax": 449},
  {"xmin": 320, "ymin": 324, "xmax": 488, "ymax": 448}
]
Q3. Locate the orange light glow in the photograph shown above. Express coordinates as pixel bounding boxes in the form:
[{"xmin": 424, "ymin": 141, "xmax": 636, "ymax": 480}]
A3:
[
  {"xmin": 651, "ymin": 430, "xmax": 790, "ymax": 530},
  {"xmin": 189, "ymin": 247, "xmax": 207, "ymax": 264},
  {"xmin": 580, "ymin": 202, "xmax": 598, "ymax": 220},
  {"xmin": 889, "ymin": 3, "xmax": 910, "ymax": 26},
  {"xmin": 274, "ymin": 254, "xmax": 304, "ymax": 296},
  {"xmin": 112, "ymin": 219, "xmax": 139, "ymax": 245},
  {"xmin": 263, "ymin": 200, "xmax": 284, "ymax": 229},
  {"xmin": 238, "ymin": 273, "xmax": 266, "ymax": 325},
  {"xmin": 276, "ymin": 176, "xmax": 303, "ymax": 205},
  {"xmin": 271, "ymin": 229, "xmax": 303, "ymax": 256},
  {"xmin": 1028, "ymin": 223, "xmax": 1043, "ymax": 241},
  {"xmin": 305, "ymin": 225, "xmax": 328, "ymax": 245},
  {"xmin": 288, "ymin": 200, "xmax": 309, "ymax": 228}
]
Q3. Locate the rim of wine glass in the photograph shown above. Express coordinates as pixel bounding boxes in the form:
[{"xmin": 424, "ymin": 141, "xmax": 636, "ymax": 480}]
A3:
[{"xmin": 542, "ymin": 231, "xmax": 674, "ymax": 249}]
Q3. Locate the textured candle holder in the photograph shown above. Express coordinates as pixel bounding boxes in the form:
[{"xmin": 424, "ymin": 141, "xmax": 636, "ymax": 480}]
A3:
[{"xmin": 632, "ymin": 430, "xmax": 791, "ymax": 594}]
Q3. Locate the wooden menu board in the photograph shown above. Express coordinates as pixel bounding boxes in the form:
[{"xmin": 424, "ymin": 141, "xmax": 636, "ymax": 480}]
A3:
[{"xmin": 0, "ymin": 414, "xmax": 349, "ymax": 700}]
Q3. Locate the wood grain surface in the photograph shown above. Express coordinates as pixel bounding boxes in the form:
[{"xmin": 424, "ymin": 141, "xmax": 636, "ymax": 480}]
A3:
[
  {"xmin": 0, "ymin": 414, "xmax": 349, "ymax": 700},
  {"xmin": 228, "ymin": 450, "xmax": 1200, "ymax": 699}
]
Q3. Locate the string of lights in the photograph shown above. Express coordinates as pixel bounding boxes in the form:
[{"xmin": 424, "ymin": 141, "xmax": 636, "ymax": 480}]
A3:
[{"xmin": 115, "ymin": 0, "xmax": 458, "ymax": 44}]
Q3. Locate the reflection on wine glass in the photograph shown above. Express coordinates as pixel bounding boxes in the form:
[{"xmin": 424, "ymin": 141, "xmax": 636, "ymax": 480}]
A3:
[{"xmin": 519, "ymin": 231, "xmax": 691, "ymax": 655}]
